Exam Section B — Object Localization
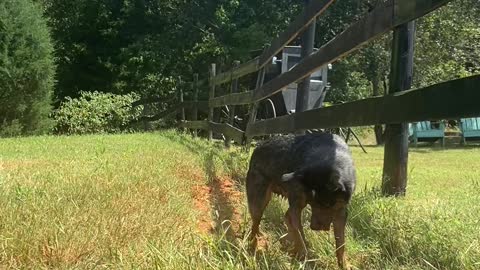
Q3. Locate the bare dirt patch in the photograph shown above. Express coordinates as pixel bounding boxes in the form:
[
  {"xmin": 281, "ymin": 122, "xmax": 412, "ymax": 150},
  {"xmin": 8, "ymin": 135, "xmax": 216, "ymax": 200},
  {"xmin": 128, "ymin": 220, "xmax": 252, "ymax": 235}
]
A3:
[
  {"xmin": 192, "ymin": 184, "xmax": 214, "ymax": 233},
  {"xmin": 208, "ymin": 175, "xmax": 243, "ymax": 238},
  {"xmin": 172, "ymin": 165, "xmax": 215, "ymax": 234}
]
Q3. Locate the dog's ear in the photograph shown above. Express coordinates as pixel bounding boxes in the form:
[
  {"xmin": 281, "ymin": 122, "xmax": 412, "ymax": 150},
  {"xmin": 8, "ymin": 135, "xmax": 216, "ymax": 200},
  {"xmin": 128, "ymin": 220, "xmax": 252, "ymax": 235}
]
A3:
[{"xmin": 281, "ymin": 171, "xmax": 304, "ymax": 182}]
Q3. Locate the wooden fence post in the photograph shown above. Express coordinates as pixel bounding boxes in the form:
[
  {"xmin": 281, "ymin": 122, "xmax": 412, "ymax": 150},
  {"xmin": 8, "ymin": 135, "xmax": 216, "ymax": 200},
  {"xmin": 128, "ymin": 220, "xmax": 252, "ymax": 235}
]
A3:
[
  {"xmin": 225, "ymin": 60, "xmax": 240, "ymax": 147},
  {"xmin": 295, "ymin": 0, "xmax": 316, "ymax": 135},
  {"xmin": 245, "ymin": 67, "xmax": 266, "ymax": 150},
  {"xmin": 178, "ymin": 76, "xmax": 185, "ymax": 122},
  {"xmin": 382, "ymin": 21, "xmax": 416, "ymax": 196},
  {"xmin": 208, "ymin": 64, "xmax": 216, "ymax": 140},
  {"xmin": 192, "ymin": 73, "xmax": 199, "ymax": 137}
]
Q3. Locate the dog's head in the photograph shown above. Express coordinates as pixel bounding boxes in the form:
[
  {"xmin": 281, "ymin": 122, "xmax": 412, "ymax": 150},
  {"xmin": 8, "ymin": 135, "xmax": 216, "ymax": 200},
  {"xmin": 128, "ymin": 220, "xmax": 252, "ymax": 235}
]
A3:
[{"xmin": 282, "ymin": 166, "xmax": 353, "ymax": 231}]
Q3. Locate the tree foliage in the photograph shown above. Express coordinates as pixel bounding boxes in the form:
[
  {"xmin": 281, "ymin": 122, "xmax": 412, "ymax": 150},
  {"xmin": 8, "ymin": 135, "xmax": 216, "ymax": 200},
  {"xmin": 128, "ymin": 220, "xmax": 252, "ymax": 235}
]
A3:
[
  {"xmin": 39, "ymin": 0, "xmax": 301, "ymax": 103},
  {"xmin": 0, "ymin": 0, "xmax": 55, "ymax": 136},
  {"xmin": 414, "ymin": 0, "xmax": 480, "ymax": 87}
]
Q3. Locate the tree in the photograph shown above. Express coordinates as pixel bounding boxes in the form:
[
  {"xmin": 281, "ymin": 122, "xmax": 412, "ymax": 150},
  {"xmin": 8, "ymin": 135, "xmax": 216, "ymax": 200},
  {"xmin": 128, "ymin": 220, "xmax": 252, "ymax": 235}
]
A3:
[
  {"xmin": 0, "ymin": 0, "xmax": 56, "ymax": 136},
  {"xmin": 414, "ymin": 0, "xmax": 480, "ymax": 88},
  {"xmin": 39, "ymin": 0, "xmax": 302, "ymax": 104}
]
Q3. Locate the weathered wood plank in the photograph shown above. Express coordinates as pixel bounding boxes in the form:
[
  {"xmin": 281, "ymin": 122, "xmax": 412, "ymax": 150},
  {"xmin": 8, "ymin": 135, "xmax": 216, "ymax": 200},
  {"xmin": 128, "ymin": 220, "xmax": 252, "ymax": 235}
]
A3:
[
  {"xmin": 247, "ymin": 75, "xmax": 480, "ymax": 136},
  {"xmin": 209, "ymin": 64, "xmax": 216, "ymax": 140},
  {"xmin": 246, "ymin": 113, "xmax": 295, "ymax": 137},
  {"xmin": 133, "ymin": 101, "xmax": 208, "ymax": 123},
  {"xmin": 211, "ymin": 0, "xmax": 335, "ymax": 85},
  {"xmin": 245, "ymin": 67, "xmax": 267, "ymax": 149},
  {"xmin": 192, "ymin": 74, "xmax": 199, "ymax": 137},
  {"xmin": 209, "ymin": 91, "xmax": 253, "ymax": 107},
  {"xmin": 178, "ymin": 121, "xmax": 245, "ymax": 144},
  {"xmin": 258, "ymin": 0, "xmax": 334, "ymax": 68},
  {"xmin": 382, "ymin": 21, "xmax": 416, "ymax": 196},
  {"xmin": 178, "ymin": 120, "xmax": 209, "ymax": 130},
  {"xmin": 209, "ymin": 122, "xmax": 245, "ymax": 144},
  {"xmin": 253, "ymin": 0, "xmax": 452, "ymax": 102},
  {"xmin": 211, "ymin": 58, "xmax": 259, "ymax": 86},
  {"xmin": 226, "ymin": 60, "xmax": 241, "ymax": 147},
  {"xmin": 393, "ymin": 0, "xmax": 451, "ymax": 26},
  {"xmin": 295, "ymin": 0, "xmax": 317, "ymax": 135},
  {"xmin": 178, "ymin": 77, "xmax": 185, "ymax": 121}
]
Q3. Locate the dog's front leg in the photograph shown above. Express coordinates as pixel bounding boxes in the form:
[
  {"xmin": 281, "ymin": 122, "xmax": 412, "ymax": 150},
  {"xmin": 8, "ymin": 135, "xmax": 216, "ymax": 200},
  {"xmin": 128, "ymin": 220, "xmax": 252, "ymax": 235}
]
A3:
[
  {"xmin": 333, "ymin": 207, "xmax": 349, "ymax": 269},
  {"xmin": 285, "ymin": 207, "xmax": 307, "ymax": 259}
]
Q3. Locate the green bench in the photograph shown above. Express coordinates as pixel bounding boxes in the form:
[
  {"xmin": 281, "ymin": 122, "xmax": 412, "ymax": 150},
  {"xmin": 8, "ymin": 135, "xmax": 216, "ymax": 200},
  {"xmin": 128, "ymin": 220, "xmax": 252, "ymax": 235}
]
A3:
[
  {"xmin": 408, "ymin": 121, "xmax": 445, "ymax": 147},
  {"xmin": 460, "ymin": 117, "xmax": 480, "ymax": 144}
]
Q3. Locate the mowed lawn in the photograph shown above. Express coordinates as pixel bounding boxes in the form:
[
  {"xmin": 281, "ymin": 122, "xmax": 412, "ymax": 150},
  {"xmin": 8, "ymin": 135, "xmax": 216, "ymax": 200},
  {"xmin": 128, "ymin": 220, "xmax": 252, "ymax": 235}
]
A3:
[{"xmin": 0, "ymin": 131, "xmax": 479, "ymax": 269}]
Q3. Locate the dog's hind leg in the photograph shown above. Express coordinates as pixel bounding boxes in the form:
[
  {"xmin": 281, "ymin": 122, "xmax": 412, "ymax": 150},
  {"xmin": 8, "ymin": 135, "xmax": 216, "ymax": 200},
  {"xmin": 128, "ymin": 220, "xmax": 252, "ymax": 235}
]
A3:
[{"xmin": 246, "ymin": 169, "xmax": 272, "ymax": 248}]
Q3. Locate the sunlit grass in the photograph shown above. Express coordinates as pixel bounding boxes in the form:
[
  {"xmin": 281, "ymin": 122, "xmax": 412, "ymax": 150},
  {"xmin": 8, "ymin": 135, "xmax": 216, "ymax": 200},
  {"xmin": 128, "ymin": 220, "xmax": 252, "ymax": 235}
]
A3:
[{"xmin": 0, "ymin": 131, "xmax": 479, "ymax": 269}]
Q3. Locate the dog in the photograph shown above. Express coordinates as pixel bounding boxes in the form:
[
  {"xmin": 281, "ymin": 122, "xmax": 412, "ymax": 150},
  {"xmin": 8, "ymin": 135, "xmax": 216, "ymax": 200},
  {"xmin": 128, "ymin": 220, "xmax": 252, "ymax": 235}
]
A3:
[{"xmin": 246, "ymin": 133, "xmax": 356, "ymax": 268}]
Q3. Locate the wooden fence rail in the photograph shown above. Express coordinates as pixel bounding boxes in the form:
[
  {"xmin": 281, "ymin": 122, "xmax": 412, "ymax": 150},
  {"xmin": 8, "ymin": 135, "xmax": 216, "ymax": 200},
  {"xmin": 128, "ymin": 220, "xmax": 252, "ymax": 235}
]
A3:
[
  {"xmin": 209, "ymin": 91, "xmax": 253, "ymax": 107},
  {"xmin": 247, "ymin": 75, "xmax": 480, "ymax": 136},
  {"xmin": 134, "ymin": 101, "xmax": 208, "ymax": 123},
  {"xmin": 178, "ymin": 121, "xmax": 244, "ymax": 144},
  {"xmin": 211, "ymin": 0, "xmax": 335, "ymax": 86},
  {"xmin": 257, "ymin": 0, "xmax": 334, "ymax": 68},
  {"xmin": 211, "ymin": 58, "xmax": 259, "ymax": 86}
]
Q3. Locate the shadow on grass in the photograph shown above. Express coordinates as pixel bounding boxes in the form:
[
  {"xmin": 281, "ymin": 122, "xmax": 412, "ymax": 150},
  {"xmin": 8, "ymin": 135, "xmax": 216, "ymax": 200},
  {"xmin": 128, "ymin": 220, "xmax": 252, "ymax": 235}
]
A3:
[{"xmin": 162, "ymin": 132, "xmax": 246, "ymax": 239}]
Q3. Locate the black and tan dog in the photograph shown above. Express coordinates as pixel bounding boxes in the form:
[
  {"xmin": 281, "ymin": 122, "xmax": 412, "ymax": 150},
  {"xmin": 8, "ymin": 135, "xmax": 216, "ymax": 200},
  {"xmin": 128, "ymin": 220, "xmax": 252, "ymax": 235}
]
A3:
[{"xmin": 246, "ymin": 133, "xmax": 356, "ymax": 269}]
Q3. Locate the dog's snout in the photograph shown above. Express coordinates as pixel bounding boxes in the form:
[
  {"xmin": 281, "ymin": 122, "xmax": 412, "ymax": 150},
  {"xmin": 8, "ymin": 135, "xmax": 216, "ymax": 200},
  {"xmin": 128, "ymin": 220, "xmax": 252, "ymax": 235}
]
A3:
[{"xmin": 310, "ymin": 213, "xmax": 333, "ymax": 231}]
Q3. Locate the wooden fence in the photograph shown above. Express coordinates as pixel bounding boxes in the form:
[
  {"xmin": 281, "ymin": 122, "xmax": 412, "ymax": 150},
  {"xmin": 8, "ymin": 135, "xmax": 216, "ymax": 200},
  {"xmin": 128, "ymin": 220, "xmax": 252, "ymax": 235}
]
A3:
[{"xmin": 137, "ymin": 0, "xmax": 480, "ymax": 195}]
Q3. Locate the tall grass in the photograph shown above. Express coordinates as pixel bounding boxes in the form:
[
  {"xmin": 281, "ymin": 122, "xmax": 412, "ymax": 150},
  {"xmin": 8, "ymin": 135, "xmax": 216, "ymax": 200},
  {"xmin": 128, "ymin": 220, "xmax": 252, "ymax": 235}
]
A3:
[{"xmin": 0, "ymin": 131, "xmax": 479, "ymax": 269}]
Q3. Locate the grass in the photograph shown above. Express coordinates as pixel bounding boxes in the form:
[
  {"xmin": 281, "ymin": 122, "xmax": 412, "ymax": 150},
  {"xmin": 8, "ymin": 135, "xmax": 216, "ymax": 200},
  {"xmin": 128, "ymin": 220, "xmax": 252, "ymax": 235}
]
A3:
[{"xmin": 0, "ymin": 131, "xmax": 479, "ymax": 269}]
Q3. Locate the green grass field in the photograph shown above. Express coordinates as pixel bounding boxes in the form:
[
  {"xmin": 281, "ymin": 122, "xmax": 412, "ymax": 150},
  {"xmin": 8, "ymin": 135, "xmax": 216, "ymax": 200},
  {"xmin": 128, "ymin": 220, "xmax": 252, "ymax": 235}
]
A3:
[{"xmin": 1, "ymin": 131, "xmax": 479, "ymax": 269}]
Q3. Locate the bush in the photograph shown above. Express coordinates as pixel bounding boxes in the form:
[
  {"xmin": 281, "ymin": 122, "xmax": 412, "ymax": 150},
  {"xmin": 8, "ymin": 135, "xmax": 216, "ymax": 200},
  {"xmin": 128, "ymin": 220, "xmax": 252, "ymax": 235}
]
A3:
[
  {"xmin": 53, "ymin": 91, "xmax": 143, "ymax": 135},
  {"xmin": 0, "ymin": 0, "xmax": 56, "ymax": 136}
]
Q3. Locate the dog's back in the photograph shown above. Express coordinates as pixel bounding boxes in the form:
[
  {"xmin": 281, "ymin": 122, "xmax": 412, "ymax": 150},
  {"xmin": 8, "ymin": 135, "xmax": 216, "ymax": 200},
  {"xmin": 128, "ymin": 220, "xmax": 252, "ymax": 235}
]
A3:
[{"xmin": 248, "ymin": 133, "xmax": 355, "ymax": 197}]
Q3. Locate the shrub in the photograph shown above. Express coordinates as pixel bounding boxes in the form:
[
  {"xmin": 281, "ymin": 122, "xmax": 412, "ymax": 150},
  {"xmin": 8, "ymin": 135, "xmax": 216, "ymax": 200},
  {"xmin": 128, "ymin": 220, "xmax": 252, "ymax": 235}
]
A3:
[
  {"xmin": 0, "ymin": 0, "xmax": 56, "ymax": 136},
  {"xmin": 53, "ymin": 91, "xmax": 143, "ymax": 135}
]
